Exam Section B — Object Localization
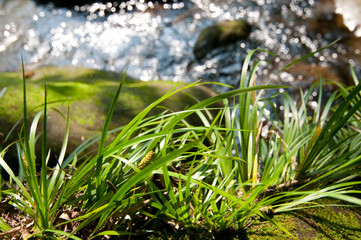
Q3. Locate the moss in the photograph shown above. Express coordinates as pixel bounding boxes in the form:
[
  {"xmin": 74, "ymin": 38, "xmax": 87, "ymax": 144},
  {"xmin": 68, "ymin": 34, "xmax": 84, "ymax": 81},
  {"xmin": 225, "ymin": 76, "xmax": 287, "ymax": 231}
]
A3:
[
  {"xmin": 247, "ymin": 199, "xmax": 361, "ymax": 239},
  {"xmin": 247, "ymin": 214, "xmax": 298, "ymax": 240},
  {"xmin": 0, "ymin": 66, "xmax": 218, "ymax": 161},
  {"xmin": 0, "ymin": 72, "xmax": 23, "ymax": 87},
  {"xmin": 0, "ymin": 67, "xmax": 180, "ymax": 126},
  {"xmin": 0, "ymin": 82, "xmax": 45, "ymax": 122},
  {"xmin": 47, "ymin": 81, "xmax": 98, "ymax": 99}
]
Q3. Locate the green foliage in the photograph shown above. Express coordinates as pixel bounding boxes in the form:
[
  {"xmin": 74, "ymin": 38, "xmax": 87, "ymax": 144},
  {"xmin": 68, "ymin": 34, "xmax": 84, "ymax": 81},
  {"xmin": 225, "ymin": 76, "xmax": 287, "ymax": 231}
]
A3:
[
  {"xmin": 0, "ymin": 48, "xmax": 360, "ymax": 239},
  {"xmin": 0, "ymin": 58, "xmax": 76, "ymax": 238}
]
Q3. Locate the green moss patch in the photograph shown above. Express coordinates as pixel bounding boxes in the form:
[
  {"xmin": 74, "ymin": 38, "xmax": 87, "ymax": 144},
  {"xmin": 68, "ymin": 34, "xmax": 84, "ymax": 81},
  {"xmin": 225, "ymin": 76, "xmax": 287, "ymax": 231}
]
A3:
[
  {"xmin": 0, "ymin": 66, "xmax": 218, "ymax": 158},
  {"xmin": 248, "ymin": 199, "xmax": 361, "ymax": 239}
]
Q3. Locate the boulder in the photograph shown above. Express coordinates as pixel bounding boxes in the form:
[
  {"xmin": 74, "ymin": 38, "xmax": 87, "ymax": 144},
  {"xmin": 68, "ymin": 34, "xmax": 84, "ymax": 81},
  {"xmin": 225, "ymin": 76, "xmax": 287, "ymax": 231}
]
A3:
[
  {"xmin": 0, "ymin": 66, "xmax": 218, "ymax": 169},
  {"xmin": 193, "ymin": 20, "xmax": 252, "ymax": 61}
]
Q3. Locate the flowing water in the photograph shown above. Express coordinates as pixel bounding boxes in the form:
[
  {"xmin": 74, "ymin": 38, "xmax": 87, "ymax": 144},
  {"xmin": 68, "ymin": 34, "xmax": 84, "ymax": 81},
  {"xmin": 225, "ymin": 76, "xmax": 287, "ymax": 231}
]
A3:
[{"xmin": 0, "ymin": 0, "xmax": 360, "ymax": 91}]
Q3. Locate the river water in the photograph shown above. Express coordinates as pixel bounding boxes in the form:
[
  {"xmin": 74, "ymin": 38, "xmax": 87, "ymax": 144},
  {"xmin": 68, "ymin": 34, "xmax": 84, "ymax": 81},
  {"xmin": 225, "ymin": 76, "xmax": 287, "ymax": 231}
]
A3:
[{"xmin": 0, "ymin": 0, "xmax": 360, "ymax": 91}]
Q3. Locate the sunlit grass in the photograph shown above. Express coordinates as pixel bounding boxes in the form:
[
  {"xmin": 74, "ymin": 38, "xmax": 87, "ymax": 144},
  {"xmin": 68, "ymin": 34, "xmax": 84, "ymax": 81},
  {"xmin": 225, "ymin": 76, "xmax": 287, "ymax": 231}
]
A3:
[{"xmin": 0, "ymin": 48, "xmax": 360, "ymax": 239}]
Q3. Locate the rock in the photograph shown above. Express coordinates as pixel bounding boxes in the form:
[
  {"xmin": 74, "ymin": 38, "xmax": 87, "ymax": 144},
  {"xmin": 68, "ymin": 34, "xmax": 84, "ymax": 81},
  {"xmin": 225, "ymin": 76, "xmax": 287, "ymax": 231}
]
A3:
[
  {"xmin": 309, "ymin": 0, "xmax": 355, "ymax": 40},
  {"xmin": 193, "ymin": 20, "xmax": 252, "ymax": 61},
  {"xmin": 248, "ymin": 198, "xmax": 361, "ymax": 239},
  {"xmin": 334, "ymin": 0, "xmax": 361, "ymax": 37},
  {"xmin": 0, "ymin": 66, "xmax": 219, "ymax": 170}
]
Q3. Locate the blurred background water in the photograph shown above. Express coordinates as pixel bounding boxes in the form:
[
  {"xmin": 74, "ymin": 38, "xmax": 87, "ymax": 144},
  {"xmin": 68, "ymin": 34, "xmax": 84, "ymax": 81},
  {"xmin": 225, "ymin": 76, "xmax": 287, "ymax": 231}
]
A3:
[{"xmin": 0, "ymin": 0, "xmax": 360, "ymax": 91}]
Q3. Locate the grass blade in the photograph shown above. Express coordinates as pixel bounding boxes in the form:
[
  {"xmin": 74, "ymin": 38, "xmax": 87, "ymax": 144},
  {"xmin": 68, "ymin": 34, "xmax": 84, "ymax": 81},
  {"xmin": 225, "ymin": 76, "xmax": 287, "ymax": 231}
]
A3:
[
  {"xmin": 277, "ymin": 39, "xmax": 340, "ymax": 73},
  {"xmin": 96, "ymin": 72, "xmax": 126, "ymax": 198}
]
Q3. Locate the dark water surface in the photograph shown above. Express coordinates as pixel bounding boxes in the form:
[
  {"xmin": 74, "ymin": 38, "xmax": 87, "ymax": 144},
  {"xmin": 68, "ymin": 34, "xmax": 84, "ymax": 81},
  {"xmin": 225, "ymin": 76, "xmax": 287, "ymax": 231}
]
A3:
[{"xmin": 0, "ymin": 0, "xmax": 360, "ymax": 91}]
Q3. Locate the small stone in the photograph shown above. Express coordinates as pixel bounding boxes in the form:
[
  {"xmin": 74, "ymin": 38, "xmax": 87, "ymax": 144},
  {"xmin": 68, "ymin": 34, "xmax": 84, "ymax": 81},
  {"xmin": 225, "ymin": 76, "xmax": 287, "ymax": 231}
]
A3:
[{"xmin": 193, "ymin": 20, "xmax": 252, "ymax": 61}]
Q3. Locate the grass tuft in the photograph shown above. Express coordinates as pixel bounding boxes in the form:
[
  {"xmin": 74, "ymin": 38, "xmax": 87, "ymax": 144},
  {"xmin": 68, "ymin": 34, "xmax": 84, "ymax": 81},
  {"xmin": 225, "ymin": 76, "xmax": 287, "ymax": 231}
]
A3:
[{"xmin": 0, "ymin": 47, "xmax": 360, "ymax": 239}]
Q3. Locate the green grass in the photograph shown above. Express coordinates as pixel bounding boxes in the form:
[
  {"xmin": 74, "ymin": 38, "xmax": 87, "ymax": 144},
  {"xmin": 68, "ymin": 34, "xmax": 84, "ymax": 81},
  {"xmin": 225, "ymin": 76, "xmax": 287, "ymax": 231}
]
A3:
[{"xmin": 0, "ymin": 48, "xmax": 361, "ymax": 239}]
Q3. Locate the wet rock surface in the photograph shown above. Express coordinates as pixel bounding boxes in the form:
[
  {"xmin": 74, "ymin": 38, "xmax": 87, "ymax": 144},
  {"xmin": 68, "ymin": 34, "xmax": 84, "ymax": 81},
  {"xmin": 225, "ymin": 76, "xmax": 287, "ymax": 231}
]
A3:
[{"xmin": 193, "ymin": 20, "xmax": 251, "ymax": 61}]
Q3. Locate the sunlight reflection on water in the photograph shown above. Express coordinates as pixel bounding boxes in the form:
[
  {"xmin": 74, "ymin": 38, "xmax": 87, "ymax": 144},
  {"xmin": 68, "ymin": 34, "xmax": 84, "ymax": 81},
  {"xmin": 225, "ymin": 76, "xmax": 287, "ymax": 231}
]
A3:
[
  {"xmin": 335, "ymin": 0, "xmax": 361, "ymax": 36},
  {"xmin": 0, "ymin": 0, "xmax": 360, "ymax": 90}
]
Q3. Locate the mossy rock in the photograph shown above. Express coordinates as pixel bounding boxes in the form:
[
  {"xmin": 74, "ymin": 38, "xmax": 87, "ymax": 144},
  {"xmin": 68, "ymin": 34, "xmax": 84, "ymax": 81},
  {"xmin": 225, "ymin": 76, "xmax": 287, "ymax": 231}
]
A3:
[
  {"xmin": 193, "ymin": 19, "xmax": 252, "ymax": 61},
  {"xmin": 0, "ymin": 66, "xmax": 219, "ymax": 167},
  {"xmin": 247, "ymin": 198, "xmax": 361, "ymax": 240}
]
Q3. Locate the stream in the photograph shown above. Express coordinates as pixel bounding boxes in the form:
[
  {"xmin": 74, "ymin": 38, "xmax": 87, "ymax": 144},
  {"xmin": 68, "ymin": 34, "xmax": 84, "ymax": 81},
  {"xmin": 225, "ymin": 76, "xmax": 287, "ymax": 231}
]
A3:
[{"xmin": 0, "ymin": 0, "xmax": 361, "ymax": 92}]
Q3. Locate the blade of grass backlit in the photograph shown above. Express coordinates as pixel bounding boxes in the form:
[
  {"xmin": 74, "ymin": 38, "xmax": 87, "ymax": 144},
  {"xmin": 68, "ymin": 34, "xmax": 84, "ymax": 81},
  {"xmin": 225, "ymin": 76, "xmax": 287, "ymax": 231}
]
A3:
[
  {"xmin": 48, "ymin": 108, "xmax": 70, "ymax": 222},
  {"xmin": 171, "ymin": 85, "xmax": 286, "ymax": 130},
  {"xmin": 296, "ymin": 81, "xmax": 361, "ymax": 178},
  {"xmin": 96, "ymin": 72, "xmax": 126, "ymax": 198},
  {"xmin": 21, "ymin": 55, "xmax": 36, "ymax": 180},
  {"xmin": 48, "ymin": 107, "xmax": 69, "ymax": 194},
  {"xmin": 239, "ymin": 51, "xmax": 271, "ymax": 185},
  {"xmin": 0, "ymin": 217, "xmax": 11, "ymax": 232},
  {"xmin": 72, "ymin": 78, "xmax": 283, "ymax": 235},
  {"xmin": 45, "ymin": 229, "xmax": 83, "ymax": 240},
  {"xmin": 100, "ymin": 85, "xmax": 284, "ymax": 165},
  {"xmin": 20, "ymin": 57, "xmax": 45, "ymax": 225},
  {"xmin": 21, "ymin": 54, "xmax": 29, "ymax": 158},
  {"xmin": 93, "ymin": 141, "xmax": 199, "ymax": 234},
  {"xmin": 20, "ymin": 57, "xmax": 39, "ymax": 200},
  {"xmin": 277, "ymin": 39, "xmax": 340, "ymax": 73},
  {"xmin": 91, "ymin": 231, "xmax": 135, "ymax": 239},
  {"xmin": 350, "ymin": 65, "xmax": 359, "ymax": 85},
  {"xmin": 60, "ymin": 129, "xmax": 186, "ymax": 204},
  {"xmin": 0, "ymin": 88, "xmax": 6, "ymax": 99},
  {"xmin": 0, "ymin": 154, "xmax": 32, "ymax": 202},
  {"xmin": 40, "ymin": 79, "xmax": 49, "ymax": 228},
  {"xmin": 162, "ymin": 163, "xmax": 182, "ymax": 220},
  {"xmin": 275, "ymin": 181, "xmax": 361, "ymax": 213},
  {"xmin": 240, "ymin": 49, "xmax": 273, "ymax": 88},
  {"xmin": 106, "ymin": 81, "xmax": 197, "ymax": 151},
  {"xmin": 296, "ymin": 153, "xmax": 361, "ymax": 192}
]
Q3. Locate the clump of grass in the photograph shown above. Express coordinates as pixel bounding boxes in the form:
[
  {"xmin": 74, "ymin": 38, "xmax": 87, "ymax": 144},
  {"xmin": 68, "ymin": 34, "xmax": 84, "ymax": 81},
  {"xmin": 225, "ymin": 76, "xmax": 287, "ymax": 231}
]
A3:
[{"xmin": 0, "ymin": 47, "xmax": 360, "ymax": 239}]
